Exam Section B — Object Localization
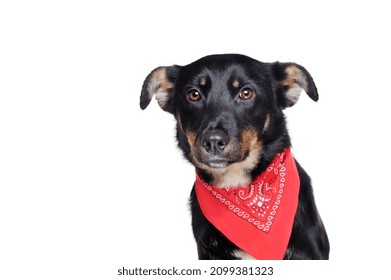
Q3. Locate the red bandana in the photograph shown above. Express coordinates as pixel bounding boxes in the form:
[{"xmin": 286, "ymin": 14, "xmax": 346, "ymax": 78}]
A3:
[{"xmin": 195, "ymin": 148, "xmax": 300, "ymax": 260}]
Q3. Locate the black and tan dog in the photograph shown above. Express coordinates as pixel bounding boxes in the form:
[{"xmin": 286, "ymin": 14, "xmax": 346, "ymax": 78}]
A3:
[{"xmin": 140, "ymin": 54, "xmax": 329, "ymax": 260}]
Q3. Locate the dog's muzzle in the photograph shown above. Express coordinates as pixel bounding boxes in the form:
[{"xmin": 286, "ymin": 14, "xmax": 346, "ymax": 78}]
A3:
[{"xmin": 195, "ymin": 129, "xmax": 242, "ymax": 169}]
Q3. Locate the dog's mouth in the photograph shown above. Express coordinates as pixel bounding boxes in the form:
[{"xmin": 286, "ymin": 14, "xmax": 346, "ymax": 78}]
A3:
[
  {"xmin": 187, "ymin": 128, "xmax": 262, "ymax": 173},
  {"xmin": 206, "ymin": 157, "xmax": 230, "ymax": 169},
  {"xmin": 193, "ymin": 146, "xmax": 243, "ymax": 171}
]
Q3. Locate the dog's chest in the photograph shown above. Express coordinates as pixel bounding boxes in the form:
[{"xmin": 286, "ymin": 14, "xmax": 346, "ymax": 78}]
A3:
[{"xmin": 234, "ymin": 250, "xmax": 256, "ymax": 260}]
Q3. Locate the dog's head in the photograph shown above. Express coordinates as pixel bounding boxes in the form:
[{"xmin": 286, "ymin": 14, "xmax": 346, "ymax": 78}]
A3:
[{"xmin": 140, "ymin": 54, "xmax": 318, "ymax": 186}]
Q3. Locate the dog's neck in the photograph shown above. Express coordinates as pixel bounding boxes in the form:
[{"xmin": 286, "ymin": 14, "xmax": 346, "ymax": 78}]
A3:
[{"xmin": 208, "ymin": 164, "xmax": 254, "ymax": 188}]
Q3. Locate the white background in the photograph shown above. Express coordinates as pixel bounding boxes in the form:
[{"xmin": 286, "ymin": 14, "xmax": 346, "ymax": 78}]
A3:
[{"xmin": 1, "ymin": 0, "xmax": 390, "ymax": 279}]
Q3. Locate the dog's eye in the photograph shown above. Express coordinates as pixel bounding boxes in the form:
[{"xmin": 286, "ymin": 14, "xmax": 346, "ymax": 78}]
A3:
[
  {"xmin": 187, "ymin": 90, "xmax": 202, "ymax": 102},
  {"xmin": 239, "ymin": 88, "xmax": 254, "ymax": 100}
]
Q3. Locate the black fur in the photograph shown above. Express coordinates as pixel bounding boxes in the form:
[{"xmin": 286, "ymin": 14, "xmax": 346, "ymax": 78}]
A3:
[{"xmin": 140, "ymin": 54, "xmax": 329, "ymax": 260}]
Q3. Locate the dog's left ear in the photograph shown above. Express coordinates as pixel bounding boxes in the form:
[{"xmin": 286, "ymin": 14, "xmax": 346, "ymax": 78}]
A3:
[
  {"xmin": 271, "ymin": 62, "xmax": 319, "ymax": 108},
  {"xmin": 140, "ymin": 66, "xmax": 180, "ymax": 114}
]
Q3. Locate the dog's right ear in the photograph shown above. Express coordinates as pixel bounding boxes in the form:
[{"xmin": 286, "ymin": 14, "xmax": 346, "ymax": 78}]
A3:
[{"xmin": 140, "ymin": 66, "xmax": 180, "ymax": 114}]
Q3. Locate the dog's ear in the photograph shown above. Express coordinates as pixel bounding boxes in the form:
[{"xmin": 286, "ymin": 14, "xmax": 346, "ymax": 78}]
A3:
[
  {"xmin": 140, "ymin": 66, "xmax": 180, "ymax": 114},
  {"xmin": 271, "ymin": 62, "xmax": 318, "ymax": 108}
]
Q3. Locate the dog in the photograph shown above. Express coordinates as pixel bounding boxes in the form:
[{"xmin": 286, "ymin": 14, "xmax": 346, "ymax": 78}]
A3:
[{"xmin": 140, "ymin": 54, "xmax": 329, "ymax": 260}]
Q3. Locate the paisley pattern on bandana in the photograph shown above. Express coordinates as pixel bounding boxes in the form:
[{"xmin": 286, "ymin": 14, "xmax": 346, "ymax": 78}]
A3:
[{"xmin": 195, "ymin": 148, "xmax": 300, "ymax": 260}]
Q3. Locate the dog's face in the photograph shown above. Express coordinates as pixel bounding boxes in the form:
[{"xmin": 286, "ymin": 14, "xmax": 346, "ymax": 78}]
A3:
[{"xmin": 141, "ymin": 54, "xmax": 318, "ymax": 186}]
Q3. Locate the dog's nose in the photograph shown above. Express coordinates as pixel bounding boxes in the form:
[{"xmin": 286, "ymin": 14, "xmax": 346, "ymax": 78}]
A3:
[{"xmin": 201, "ymin": 130, "xmax": 229, "ymax": 155}]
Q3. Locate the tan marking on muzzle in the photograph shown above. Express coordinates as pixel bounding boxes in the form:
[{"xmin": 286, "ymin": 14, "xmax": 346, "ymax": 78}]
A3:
[
  {"xmin": 240, "ymin": 129, "xmax": 258, "ymax": 158},
  {"xmin": 186, "ymin": 131, "xmax": 197, "ymax": 150},
  {"xmin": 210, "ymin": 128, "xmax": 263, "ymax": 188},
  {"xmin": 186, "ymin": 131, "xmax": 214, "ymax": 172}
]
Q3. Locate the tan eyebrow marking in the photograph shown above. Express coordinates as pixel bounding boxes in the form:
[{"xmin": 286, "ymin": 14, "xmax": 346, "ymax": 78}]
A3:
[
  {"xmin": 232, "ymin": 80, "xmax": 240, "ymax": 88},
  {"xmin": 200, "ymin": 77, "xmax": 207, "ymax": 86}
]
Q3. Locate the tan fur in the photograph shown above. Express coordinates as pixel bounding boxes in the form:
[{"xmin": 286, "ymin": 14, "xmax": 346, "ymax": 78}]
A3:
[
  {"xmin": 282, "ymin": 66, "xmax": 296, "ymax": 87},
  {"xmin": 148, "ymin": 67, "xmax": 173, "ymax": 108},
  {"xmin": 232, "ymin": 80, "xmax": 240, "ymax": 88},
  {"xmin": 186, "ymin": 131, "xmax": 197, "ymax": 150},
  {"xmin": 211, "ymin": 130, "xmax": 261, "ymax": 187},
  {"xmin": 285, "ymin": 65, "xmax": 308, "ymax": 91},
  {"xmin": 282, "ymin": 65, "xmax": 308, "ymax": 106},
  {"xmin": 240, "ymin": 129, "xmax": 256, "ymax": 158},
  {"xmin": 199, "ymin": 77, "xmax": 207, "ymax": 86},
  {"xmin": 187, "ymin": 127, "xmax": 266, "ymax": 188},
  {"xmin": 263, "ymin": 114, "xmax": 271, "ymax": 133}
]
